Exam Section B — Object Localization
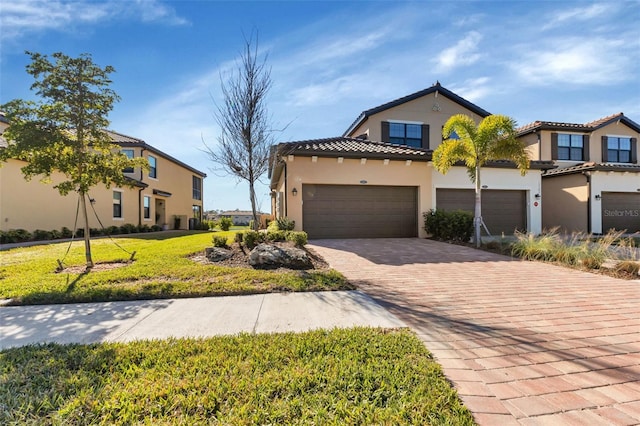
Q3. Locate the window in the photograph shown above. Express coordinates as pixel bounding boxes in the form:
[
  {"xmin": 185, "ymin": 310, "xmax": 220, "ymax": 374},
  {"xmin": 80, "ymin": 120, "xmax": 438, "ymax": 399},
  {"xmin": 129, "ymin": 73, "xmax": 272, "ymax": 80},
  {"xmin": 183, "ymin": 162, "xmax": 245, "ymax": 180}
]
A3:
[
  {"xmin": 149, "ymin": 155, "xmax": 157, "ymax": 178},
  {"xmin": 558, "ymin": 134, "xmax": 584, "ymax": 161},
  {"xmin": 607, "ymin": 137, "xmax": 631, "ymax": 163},
  {"xmin": 122, "ymin": 149, "xmax": 134, "ymax": 173},
  {"xmin": 192, "ymin": 205, "xmax": 202, "ymax": 220},
  {"xmin": 143, "ymin": 196, "xmax": 151, "ymax": 220},
  {"xmin": 389, "ymin": 123, "xmax": 422, "ymax": 147},
  {"xmin": 192, "ymin": 176, "xmax": 202, "ymax": 200},
  {"xmin": 113, "ymin": 191, "xmax": 122, "ymax": 218}
]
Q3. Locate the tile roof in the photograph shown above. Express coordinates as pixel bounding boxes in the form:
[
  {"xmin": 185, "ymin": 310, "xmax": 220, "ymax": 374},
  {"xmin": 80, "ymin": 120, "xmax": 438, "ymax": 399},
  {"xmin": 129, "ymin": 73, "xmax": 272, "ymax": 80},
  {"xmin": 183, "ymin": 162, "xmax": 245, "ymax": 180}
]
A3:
[
  {"xmin": 277, "ymin": 136, "xmax": 431, "ymax": 160},
  {"xmin": 543, "ymin": 161, "xmax": 640, "ymax": 177},
  {"xmin": 517, "ymin": 112, "xmax": 640, "ymax": 135},
  {"xmin": 343, "ymin": 82, "xmax": 491, "ymax": 137}
]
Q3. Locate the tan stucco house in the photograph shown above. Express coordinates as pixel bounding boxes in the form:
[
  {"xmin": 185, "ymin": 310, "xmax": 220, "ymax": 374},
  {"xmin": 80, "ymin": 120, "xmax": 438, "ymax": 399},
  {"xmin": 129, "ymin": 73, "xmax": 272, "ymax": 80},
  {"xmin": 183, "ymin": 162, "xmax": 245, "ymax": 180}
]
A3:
[
  {"xmin": 518, "ymin": 113, "xmax": 640, "ymax": 234},
  {"xmin": 0, "ymin": 115, "xmax": 206, "ymax": 233},
  {"xmin": 270, "ymin": 83, "xmax": 553, "ymax": 239}
]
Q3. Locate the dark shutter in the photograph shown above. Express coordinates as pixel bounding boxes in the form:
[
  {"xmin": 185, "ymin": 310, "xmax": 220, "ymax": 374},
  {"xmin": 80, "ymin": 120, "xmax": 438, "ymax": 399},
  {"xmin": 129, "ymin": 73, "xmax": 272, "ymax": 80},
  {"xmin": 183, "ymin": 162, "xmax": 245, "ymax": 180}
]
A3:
[
  {"xmin": 631, "ymin": 138, "xmax": 638, "ymax": 163},
  {"xmin": 582, "ymin": 135, "xmax": 590, "ymax": 161},
  {"xmin": 381, "ymin": 121, "xmax": 390, "ymax": 143},
  {"xmin": 551, "ymin": 133, "xmax": 558, "ymax": 160},
  {"xmin": 602, "ymin": 136, "xmax": 609, "ymax": 162},
  {"xmin": 421, "ymin": 124, "xmax": 430, "ymax": 149}
]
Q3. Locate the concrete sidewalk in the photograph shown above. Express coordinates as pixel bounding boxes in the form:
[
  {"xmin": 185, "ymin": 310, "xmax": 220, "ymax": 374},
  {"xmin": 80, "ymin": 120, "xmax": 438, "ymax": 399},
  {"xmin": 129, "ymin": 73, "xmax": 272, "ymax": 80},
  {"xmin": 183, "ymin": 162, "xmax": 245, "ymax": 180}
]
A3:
[{"xmin": 0, "ymin": 291, "xmax": 406, "ymax": 349}]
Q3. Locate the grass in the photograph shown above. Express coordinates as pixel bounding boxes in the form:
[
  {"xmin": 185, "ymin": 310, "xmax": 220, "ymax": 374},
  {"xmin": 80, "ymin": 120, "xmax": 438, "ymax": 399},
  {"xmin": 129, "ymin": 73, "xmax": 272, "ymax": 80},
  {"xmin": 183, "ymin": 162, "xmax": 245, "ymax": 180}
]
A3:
[
  {"xmin": 0, "ymin": 231, "xmax": 351, "ymax": 306},
  {"xmin": 510, "ymin": 229, "xmax": 640, "ymax": 275},
  {"xmin": 0, "ymin": 327, "xmax": 475, "ymax": 425}
]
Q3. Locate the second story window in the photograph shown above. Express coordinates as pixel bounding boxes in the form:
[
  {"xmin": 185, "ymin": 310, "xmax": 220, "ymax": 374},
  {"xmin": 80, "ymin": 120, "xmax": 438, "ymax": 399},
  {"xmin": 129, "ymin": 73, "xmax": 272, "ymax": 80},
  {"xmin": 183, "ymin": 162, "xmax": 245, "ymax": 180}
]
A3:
[
  {"xmin": 192, "ymin": 176, "xmax": 202, "ymax": 200},
  {"xmin": 122, "ymin": 149, "xmax": 134, "ymax": 173},
  {"xmin": 149, "ymin": 155, "xmax": 157, "ymax": 178},
  {"xmin": 606, "ymin": 137, "xmax": 632, "ymax": 163},
  {"xmin": 389, "ymin": 123, "xmax": 422, "ymax": 147},
  {"xmin": 558, "ymin": 134, "xmax": 584, "ymax": 161}
]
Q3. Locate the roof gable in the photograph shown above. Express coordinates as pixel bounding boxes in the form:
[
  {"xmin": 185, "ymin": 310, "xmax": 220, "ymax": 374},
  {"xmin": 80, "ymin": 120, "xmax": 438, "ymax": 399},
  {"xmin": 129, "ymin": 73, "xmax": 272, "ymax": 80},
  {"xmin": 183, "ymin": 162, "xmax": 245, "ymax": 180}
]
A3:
[{"xmin": 343, "ymin": 82, "xmax": 491, "ymax": 137}]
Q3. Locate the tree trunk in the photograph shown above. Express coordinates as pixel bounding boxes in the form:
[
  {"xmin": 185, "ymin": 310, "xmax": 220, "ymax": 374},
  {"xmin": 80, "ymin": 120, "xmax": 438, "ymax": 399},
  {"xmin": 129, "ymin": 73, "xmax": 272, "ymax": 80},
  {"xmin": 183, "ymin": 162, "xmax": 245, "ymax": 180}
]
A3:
[
  {"xmin": 79, "ymin": 191, "xmax": 94, "ymax": 269},
  {"xmin": 474, "ymin": 165, "xmax": 482, "ymax": 248},
  {"xmin": 249, "ymin": 180, "xmax": 259, "ymax": 230}
]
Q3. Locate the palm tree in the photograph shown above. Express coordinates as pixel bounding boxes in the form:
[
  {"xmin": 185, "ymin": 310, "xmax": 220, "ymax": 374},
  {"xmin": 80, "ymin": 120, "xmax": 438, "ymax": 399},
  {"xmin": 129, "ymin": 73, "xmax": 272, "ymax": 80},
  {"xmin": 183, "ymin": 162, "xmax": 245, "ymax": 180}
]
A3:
[{"xmin": 433, "ymin": 114, "xmax": 530, "ymax": 247}]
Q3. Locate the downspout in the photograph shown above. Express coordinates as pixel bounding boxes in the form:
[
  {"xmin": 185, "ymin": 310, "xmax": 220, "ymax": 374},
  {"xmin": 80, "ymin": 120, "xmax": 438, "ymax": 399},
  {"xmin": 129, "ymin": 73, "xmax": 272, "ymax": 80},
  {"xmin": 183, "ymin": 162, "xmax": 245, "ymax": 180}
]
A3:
[
  {"xmin": 138, "ymin": 147, "xmax": 146, "ymax": 227},
  {"xmin": 284, "ymin": 161, "xmax": 288, "ymax": 217},
  {"xmin": 583, "ymin": 171, "xmax": 591, "ymax": 233}
]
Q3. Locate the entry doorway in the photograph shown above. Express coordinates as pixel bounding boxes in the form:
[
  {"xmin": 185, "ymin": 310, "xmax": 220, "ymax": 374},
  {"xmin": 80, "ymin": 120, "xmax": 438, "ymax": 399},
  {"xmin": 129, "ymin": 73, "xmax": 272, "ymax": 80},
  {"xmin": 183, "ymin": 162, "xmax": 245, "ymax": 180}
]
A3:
[{"xmin": 155, "ymin": 198, "xmax": 166, "ymax": 227}]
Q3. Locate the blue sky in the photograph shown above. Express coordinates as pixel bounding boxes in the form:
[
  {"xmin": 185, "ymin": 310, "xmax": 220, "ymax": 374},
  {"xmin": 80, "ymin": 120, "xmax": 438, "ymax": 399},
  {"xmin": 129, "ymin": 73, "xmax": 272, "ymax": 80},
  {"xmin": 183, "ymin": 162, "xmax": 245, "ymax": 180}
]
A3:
[{"xmin": 2, "ymin": 0, "xmax": 639, "ymax": 212}]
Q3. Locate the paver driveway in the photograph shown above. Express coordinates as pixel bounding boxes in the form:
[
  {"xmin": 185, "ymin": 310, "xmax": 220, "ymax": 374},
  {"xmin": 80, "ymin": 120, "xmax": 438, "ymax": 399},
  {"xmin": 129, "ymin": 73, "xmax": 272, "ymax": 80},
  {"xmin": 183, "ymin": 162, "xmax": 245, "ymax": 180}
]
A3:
[{"xmin": 309, "ymin": 238, "xmax": 640, "ymax": 426}]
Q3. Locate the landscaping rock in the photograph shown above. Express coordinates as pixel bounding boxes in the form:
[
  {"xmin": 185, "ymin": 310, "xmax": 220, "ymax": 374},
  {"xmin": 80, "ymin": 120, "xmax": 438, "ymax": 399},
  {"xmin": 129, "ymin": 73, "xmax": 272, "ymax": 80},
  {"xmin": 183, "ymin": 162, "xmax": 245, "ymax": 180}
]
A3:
[
  {"xmin": 248, "ymin": 243, "xmax": 313, "ymax": 269},
  {"xmin": 205, "ymin": 247, "xmax": 233, "ymax": 262}
]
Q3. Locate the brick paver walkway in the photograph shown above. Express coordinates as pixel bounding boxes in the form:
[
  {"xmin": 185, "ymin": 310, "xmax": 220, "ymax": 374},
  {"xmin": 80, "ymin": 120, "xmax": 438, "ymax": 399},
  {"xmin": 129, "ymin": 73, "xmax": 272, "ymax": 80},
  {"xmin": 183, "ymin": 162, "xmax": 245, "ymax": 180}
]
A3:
[{"xmin": 309, "ymin": 238, "xmax": 640, "ymax": 426}]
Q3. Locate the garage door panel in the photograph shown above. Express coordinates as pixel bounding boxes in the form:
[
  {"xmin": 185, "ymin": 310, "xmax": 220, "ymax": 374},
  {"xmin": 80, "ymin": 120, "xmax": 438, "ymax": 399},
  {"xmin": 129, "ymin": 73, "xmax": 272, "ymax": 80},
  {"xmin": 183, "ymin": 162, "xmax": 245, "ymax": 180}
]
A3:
[
  {"xmin": 302, "ymin": 184, "xmax": 418, "ymax": 238},
  {"xmin": 602, "ymin": 192, "xmax": 640, "ymax": 233},
  {"xmin": 436, "ymin": 188, "xmax": 526, "ymax": 235}
]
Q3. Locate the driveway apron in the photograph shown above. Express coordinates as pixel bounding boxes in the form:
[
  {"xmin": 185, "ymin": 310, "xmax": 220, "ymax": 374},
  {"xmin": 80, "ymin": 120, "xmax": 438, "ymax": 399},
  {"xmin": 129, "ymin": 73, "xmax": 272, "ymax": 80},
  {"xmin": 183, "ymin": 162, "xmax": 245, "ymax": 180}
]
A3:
[{"xmin": 309, "ymin": 238, "xmax": 640, "ymax": 426}]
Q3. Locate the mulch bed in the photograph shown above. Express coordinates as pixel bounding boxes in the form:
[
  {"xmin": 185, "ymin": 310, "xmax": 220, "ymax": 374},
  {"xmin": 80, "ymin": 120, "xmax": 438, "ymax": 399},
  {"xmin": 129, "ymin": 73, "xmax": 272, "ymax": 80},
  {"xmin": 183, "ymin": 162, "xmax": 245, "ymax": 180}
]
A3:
[{"xmin": 191, "ymin": 242, "xmax": 331, "ymax": 271}]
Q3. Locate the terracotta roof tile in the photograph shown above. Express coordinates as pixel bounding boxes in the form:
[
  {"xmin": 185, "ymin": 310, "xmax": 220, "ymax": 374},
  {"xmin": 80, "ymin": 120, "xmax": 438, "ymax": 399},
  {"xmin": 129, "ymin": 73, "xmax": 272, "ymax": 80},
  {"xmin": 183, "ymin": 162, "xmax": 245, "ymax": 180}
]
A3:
[
  {"xmin": 543, "ymin": 162, "xmax": 640, "ymax": 176},
  {"xmin": 517, "ymin": 112, "xmax": 639, "ymax": 135},
  {"xmin": 279, "ymin": 137, "xmax": 431, "ymax": 160}
]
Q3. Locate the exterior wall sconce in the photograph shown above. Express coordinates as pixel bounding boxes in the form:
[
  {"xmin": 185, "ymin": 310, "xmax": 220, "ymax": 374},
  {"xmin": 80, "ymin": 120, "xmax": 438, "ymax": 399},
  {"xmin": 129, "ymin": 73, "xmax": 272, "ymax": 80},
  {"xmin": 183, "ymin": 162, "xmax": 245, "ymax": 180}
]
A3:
[
  {"xmin": 534, "ymin": 193, "xmax": 541, "ymax": 199},
  {"xmin": 291, "ymin": 188, "xmax": 298, "ymax": 196},
  {"xmin": 594, "ymin": 194, "xmax": 601, "ymax": 200},
  {"xmin": 481, "ymin": 185, "xmax": 488, "ymax": 189}
]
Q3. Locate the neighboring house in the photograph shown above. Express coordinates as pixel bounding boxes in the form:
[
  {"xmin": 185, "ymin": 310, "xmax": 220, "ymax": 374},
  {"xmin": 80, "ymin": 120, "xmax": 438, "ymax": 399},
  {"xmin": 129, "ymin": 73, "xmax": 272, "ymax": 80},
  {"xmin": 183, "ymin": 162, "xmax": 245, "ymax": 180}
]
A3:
[
  {"xmin": 269, "ymin": 82, "xmax": 553, "ymax": 239},
  {"xmin": 0, "ymin": 115, "xmax": 206, "ymax": 233},
  {"xmin": 218, "ymin": 210, "xmax": 266, "ymax": 226},
  {"xmin": 518, "ymin": 113, "xmax": 640, "ymax": 234}
]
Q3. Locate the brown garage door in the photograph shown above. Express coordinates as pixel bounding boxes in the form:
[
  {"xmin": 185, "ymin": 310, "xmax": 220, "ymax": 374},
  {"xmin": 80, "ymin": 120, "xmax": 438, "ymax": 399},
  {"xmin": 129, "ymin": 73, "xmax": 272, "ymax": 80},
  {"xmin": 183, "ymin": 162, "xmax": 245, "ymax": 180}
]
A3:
[
  {"xmin": 601, "ymin": 192, "xmax": 640, "ymax": 233},
  {"xmin": 302, "ymin": 184, "xmax": 418, "ymax": 238},
  {"xmin": 436, "ymin": 188, "xmax": 527, "ymax": 235}
]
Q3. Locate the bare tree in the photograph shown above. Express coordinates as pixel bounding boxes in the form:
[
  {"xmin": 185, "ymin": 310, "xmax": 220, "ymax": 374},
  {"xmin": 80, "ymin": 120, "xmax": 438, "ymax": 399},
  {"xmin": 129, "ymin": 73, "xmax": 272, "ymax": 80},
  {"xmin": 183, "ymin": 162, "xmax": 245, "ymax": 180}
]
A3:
[{"xmin": 205, "ymin": 34, "xmax": 274, "ymax": 230}]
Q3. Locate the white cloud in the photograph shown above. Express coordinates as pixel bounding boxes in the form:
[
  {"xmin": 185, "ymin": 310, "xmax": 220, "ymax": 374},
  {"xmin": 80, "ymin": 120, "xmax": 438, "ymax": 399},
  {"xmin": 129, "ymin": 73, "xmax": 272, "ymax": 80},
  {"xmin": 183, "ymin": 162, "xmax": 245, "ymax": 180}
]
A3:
[
  {"xmin": 448, "ymin": 77, "xmax": 492, "ymax": 103},
  {"xmin": 510, "ymin": 37, "xmax": 632, "ymax": 86},
  {"xmin": 543, "ymin": 3, "xmax": 611, "ymax": 30},
  {"xmin": 434, "ymin": 31, "xmax": 483, "ymax": 72},
  {"xmin": 0, "ymin": 0, "xmax": 188, "ymax": 41}
]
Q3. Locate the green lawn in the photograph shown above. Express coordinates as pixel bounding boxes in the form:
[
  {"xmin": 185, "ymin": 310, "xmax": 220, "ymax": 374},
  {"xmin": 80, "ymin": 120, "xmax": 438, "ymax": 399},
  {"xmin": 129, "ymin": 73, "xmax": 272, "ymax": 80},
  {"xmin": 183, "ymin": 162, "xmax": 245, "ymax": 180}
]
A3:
[
  {"xmin": 0, "ymin": 328, "xmax": 475, "ymax": 425},
  {"xmin": 0, "ymin": 231, "xmax": 351, "ymax": 305}
]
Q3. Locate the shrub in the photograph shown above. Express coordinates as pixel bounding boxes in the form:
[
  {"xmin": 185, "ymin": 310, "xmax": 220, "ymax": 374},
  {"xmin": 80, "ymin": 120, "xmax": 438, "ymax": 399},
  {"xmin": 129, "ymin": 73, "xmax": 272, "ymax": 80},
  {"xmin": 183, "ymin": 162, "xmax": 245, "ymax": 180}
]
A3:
[
  {"xmin": 60, "ymin": 227, "xmax": 73, "ymax": 238},
  {"xmin": 234, "ymin": 232, "xmax": 244, "ymax": 244},
  {"xmin": 75, "ymin": 229, "xmax": 84, "ymax": 238},
  {"xmin": 33, "ymin": 229, "xmax": 53, "ymax": 241},
  {"xmin": 244, "ymin": 230, "xmax": 264, "ymax": 249},
  {"xmin": 219, "ymin": 217, "xmax": 233, "ymax": 231},
  {"xmin": 615, "ymin": 260, "xmax": 640, "ymax": 276},
  {"xmin": 248, "ymin": 219, "xmax": 255, "ymax": 230},
  {"xmin": 212, "ymin": 235, "xmax": 229, "ymax": 248},
  {"xmin": 106, "ymin": 225, "xmax": 121, "ymax": 235},
  {"xmin": 119, "ymin": 223, "xmax": 137, "ymax": 234},
  {"xmin": 423, "ymin": 209, "xmax": 473, "ymax": 242},
  {"xmin": 286, "ymin": 231, "xmax": 308, "ymax": 247},
  {"xmin": 276, "ymin": 217, "xmax": 295, "ymax": 231},
  {"xmin": 267, "ymin": 230, "xmax": 287, "ymax": 242},
  {"xmin": 267, "ymin": 220, "xmax": 279, "ymax": 232},
  {"xmin": 50, "ymin": 229, "xmax": 62, "ymax": 240},
  {"xmin": 90, "ymin": 228, "xmax": 103, "ymax": 237},
  {"xmin": 151, "ymin": 225, "xmax": 163, "ymax": 232},
  {"xmin": 138, "ymin": 224, "xmax": 151, "ymax": 233}
]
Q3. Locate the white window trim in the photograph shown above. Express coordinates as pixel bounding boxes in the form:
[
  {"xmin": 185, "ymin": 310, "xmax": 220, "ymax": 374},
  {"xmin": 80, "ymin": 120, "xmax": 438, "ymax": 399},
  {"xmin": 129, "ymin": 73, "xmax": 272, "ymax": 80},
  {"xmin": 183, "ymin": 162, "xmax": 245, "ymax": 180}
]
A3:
[
  {"xmin": 148, "ymin": 155, "xmax": 158, "ymax": 180},
  {"xmin": 388, "ymin": 119, "xmax": 424, "ymax": 125},
  {"xmin": 113, "ymin": 189, "xmax": 124, "ymax": 220},
  {"xmin": 143, "ymin": 194, "xmax": 152, "ymax": 221}
]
